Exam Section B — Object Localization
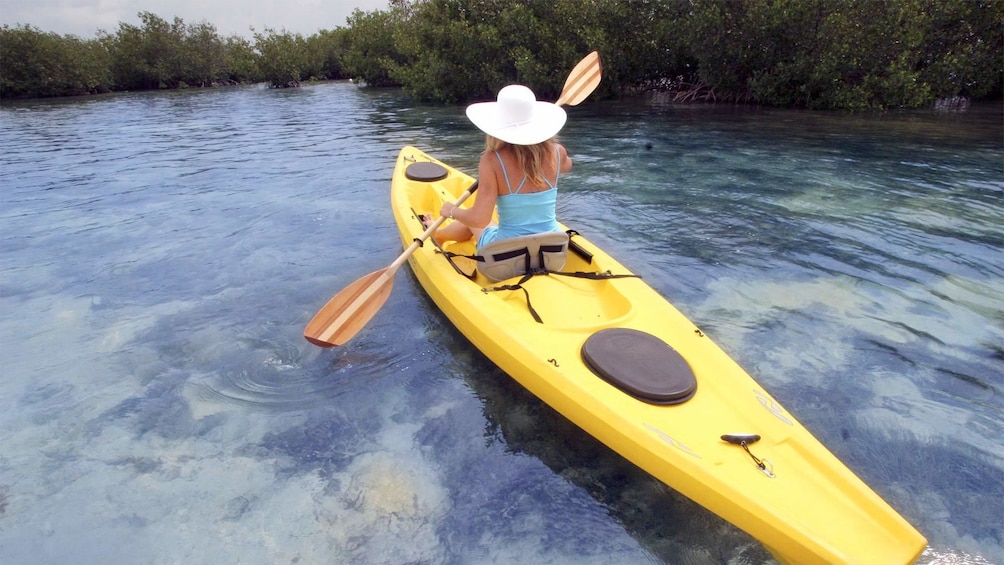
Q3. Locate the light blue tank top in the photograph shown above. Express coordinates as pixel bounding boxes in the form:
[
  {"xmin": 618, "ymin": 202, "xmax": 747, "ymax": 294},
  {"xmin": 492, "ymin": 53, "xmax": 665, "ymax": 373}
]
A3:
[{"xmin": 478, "ymin": 148, "xmax": 563, "ymax": 249}]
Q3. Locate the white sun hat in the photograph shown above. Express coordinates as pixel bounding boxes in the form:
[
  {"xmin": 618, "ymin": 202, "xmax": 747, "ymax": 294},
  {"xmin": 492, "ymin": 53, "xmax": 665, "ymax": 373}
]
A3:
[{"xmin": 466, "ymin": 85, "xmax": 567, "ymax": 145}]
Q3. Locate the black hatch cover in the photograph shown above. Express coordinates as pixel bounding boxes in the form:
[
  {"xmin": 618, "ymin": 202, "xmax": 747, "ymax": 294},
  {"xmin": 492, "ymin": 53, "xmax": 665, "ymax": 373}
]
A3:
[
  {"xmin": 405, "ymin": 162, "xmax": 448, "ymax": 182},
  {"xmin": 581, "ymin": 328, "xmax": 697, "ymax": 405}
]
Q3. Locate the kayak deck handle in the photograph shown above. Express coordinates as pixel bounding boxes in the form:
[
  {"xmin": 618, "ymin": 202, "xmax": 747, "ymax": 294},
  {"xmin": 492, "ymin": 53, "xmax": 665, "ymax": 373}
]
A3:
[
  {"xmin": 721, "ymin": 434, "xmax": 775, "ymax": 478},
  {"xmin": 722, "ymin": 433, "xmax": 761, "ymax": 445}
]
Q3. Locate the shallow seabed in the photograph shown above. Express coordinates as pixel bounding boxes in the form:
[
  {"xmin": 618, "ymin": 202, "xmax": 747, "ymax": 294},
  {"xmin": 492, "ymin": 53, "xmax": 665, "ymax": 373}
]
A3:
[{"xmin": 1, "ymin": 83, "xmax": 1001, "ymax": 564}]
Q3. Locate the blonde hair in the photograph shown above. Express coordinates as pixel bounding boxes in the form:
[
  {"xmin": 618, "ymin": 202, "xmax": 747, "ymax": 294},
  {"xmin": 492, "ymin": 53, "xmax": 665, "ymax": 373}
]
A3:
[{"xmin": 484, "ymin": 135, "xmax": 555, "ymax": 186}]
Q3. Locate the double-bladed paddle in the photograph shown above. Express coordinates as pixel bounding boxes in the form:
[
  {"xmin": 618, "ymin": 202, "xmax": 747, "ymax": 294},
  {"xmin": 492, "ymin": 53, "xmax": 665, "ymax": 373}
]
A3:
[{"xmin": 304, "ymin": 51, "xmax": 602, "ymax": 347}]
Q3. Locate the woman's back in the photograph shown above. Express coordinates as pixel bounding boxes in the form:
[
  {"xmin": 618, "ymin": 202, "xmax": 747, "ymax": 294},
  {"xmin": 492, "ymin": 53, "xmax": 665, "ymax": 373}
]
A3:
[
  {"xmin": 477, "ymin": 144, "xmax": 566, "ymax": 247},
  {"xmin": 491, "ymin": 144, "xmax": 563, "ymax": 195}
]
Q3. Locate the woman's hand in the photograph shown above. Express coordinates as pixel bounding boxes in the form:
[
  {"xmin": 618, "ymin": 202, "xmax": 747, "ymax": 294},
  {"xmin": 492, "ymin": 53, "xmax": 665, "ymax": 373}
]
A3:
[{"xmin": 441, "ymin": 202, "xmax": 458, "ymax": 220}]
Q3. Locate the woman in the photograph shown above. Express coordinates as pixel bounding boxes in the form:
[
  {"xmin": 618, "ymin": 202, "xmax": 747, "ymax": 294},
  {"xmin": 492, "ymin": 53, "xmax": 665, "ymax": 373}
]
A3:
[{"xmin": 434, "ymin": 85, "xmax": 573, "ymax": 248}]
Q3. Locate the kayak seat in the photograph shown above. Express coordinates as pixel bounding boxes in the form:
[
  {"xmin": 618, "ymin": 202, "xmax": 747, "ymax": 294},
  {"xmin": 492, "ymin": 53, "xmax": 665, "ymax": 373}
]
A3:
[
  {"xmin": 477, "ymin": 231, "xmax": 569, "ymax": 282},
  {"xmin": 581, "ymin": 328, "xmax": 697, "ymax": 405}
]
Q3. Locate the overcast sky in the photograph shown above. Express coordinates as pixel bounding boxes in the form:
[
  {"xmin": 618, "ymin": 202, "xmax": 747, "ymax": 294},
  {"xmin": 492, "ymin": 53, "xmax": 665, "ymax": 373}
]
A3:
[{"xmin": 2, "ymin": 0, "xmax": 391, "ymax": 38}]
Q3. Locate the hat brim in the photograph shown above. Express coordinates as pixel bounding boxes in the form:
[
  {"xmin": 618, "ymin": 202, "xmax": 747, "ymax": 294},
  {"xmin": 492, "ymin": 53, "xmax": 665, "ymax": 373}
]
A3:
[{"xmin": 466, "ymin": 101, "xmax": 567, "ymax": 145}]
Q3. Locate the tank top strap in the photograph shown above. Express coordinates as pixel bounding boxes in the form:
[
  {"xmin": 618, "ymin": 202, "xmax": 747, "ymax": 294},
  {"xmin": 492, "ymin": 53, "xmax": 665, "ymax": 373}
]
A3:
[
  {"xmin": 494, "ymin": 151, "xmax": 528, "ymax": 195},
  {"xmin": 495, "ymin": 150, "xmax": 530, "ymax": 195}
]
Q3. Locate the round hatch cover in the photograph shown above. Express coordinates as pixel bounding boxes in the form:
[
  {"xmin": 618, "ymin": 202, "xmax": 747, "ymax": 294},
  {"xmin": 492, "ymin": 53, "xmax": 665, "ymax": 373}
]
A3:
[
  {"xmin": 405, "ymin": 162, "xmax": 448, "ymax": 182},
  {"xmin": 581, "ymin": 328, "xmax": 697, "ymax": 405}
]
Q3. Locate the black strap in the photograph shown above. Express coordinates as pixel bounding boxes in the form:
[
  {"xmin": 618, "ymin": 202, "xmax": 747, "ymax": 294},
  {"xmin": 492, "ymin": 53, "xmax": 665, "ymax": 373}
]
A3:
[
  {"xmin": 483, "ymin": 272, "xmax": 543, "ymax": 323},
  {"xmin": 437, "ymin": 249, "xmax": 478, "ymax": 278},
  {"xmin": 435, "ymin": 228, "xmax": 640, "ymax": 323},
  {"xmin": 566, "ymin": 229, "xmax": 593, "ymax": 263},
  {"xmin": 410, "ymin": 208, "xmax": 476, "ymax": 277},
  {"xmin": 489, "ymin": 247, "xmax": 532, "ymax": 274},
  {"xmin": 547, "ymin": 270, "xmax": 639, "ymax": 281},
  {"xmin": 446, "ymin": 242, "xmax": 566, "ymax": 274},
  {"xmin": 442, "ymin": 250, "xmax": 480, "ymax": 262},
  {"xmin": 483, "ymin": 270, "xmax": 640, "ymax": 324}
]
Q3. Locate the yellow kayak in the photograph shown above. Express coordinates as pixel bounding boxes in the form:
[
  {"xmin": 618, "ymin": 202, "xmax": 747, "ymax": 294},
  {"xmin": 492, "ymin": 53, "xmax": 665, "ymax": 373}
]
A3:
[{"xmin": 391, "ymin": 146, "xmax": 926, "ymax": 564}]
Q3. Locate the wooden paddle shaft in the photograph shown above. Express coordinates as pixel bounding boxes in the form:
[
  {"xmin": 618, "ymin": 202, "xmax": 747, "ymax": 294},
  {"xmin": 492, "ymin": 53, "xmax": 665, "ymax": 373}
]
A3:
[{"xmin": 304, "ymin": 181, "xmax": 478, "ymax": 346}]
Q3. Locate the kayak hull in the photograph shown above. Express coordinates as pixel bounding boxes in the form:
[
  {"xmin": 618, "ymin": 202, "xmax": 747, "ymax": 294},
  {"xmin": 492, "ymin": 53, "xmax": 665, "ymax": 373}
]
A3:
[{"xmin": 390, "ymin": 146, "xmax": 926, "ymax": 564}]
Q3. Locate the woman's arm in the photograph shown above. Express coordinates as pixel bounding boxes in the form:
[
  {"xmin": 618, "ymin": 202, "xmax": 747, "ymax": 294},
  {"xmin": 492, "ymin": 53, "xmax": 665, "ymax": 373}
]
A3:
[{"xmin": 558, "ymin": 143, "xmax": 573, "ymax": 174}]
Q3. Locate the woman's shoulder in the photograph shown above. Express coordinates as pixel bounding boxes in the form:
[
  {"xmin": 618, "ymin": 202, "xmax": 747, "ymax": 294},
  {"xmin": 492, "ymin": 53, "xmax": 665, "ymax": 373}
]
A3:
[{"xmin": 479, "ymin": 149, "xmax": 503, "ymax": 167}]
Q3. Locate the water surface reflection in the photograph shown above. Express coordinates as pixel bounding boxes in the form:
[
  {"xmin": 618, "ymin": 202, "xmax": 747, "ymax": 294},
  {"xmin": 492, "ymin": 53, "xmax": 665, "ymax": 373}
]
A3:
[{"xmin": 1, "ymin": 83, "xmax": 1001, "ymax": 564}]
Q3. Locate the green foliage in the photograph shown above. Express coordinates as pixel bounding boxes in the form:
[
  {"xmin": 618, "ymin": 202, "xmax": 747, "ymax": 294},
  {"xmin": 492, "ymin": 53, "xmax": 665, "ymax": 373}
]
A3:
[
  {"xmin": 223, "ymin": 36, "xmax": 262, "ymax": 84},
  {"xmin": 308, "ymin": 29, "xmax": 351, "ymax": 80},
  {"xmin": 805, "ymin": 0, "xmax": 932, "ymax": 109},
  {"xmin": 387, "ymin": 0, "xmax": 514, "ymax": 102},
  {"xmin": 98, "ymin": 12, "xmax": 242, "ymax": 90},
  {"xmin": 253, "ymin": 28, "xmax": 312, "ymax": 87},
  {"xmin": 586, "ymin": 0, "xmax": 694, "ymax": 97},
  {"xmin": 340, "ymin": 5, "xmax": 411, "ymax": 87},
  {"xmin": 1, "ymin": 24, "xmax": 111, "ymax": 97},
  {"xmin": 383, "ymin": 0, "xmax": 693, "ymax": 104},
  {"xmin": 683, "ymin": 0, "xmax": 1001, "ymax": 109},
  {"xmin": 183, "ymin": 21, "xmax": 229, "ymax": 87},
  {"xmin": 2, "ymin": 1, "xmax": 1001, "ymax": 110},
  {"xmin": 916, "ymin": 0, "xmax": 1004, "ymax": 101},
  {"xmin": 103, "ymin": 12, "xmax": 184, "ymax": 90},
  {"xmin": 1, "ymin": 13, "xmax": 265, "ymax": 98}
]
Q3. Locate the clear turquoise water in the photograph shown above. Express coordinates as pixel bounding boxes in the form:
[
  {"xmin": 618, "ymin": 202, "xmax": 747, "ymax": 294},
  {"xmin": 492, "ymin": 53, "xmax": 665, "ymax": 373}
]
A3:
[{"xmin": 1, "ymin": 83, "xmax": 1001, "ymax": 564}]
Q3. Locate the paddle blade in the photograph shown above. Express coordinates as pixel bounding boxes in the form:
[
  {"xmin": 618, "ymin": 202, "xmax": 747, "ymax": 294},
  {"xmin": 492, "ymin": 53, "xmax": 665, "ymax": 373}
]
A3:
[
  {"xmin": 304, "ymin": 268, "xmax": 395, "ymax": 347},
  {"xmin": 555, "ymin": 51, "xmax": 602, "ymax": 107}
]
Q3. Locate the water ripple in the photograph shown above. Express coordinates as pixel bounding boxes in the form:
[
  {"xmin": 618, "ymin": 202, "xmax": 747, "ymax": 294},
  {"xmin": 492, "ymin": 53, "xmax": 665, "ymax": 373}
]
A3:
[
  {"xmin": 188, "ymin": 337, "xmax": 406, "ymax": 411},
  {"xmin": 2, "ymin": 85, "xmax": 1002, "ymax": 565}
]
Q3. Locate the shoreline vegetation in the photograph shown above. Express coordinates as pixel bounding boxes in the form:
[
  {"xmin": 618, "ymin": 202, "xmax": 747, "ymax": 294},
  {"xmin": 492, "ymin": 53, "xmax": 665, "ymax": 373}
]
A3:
[{"xmin": 2, "ymin": 0, "xmax": 1001, "ymax": 110}]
